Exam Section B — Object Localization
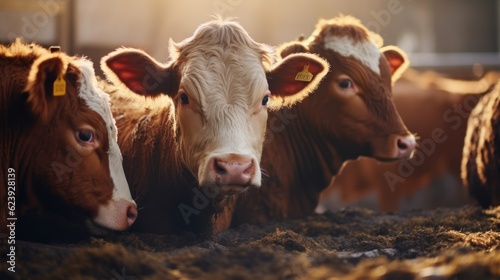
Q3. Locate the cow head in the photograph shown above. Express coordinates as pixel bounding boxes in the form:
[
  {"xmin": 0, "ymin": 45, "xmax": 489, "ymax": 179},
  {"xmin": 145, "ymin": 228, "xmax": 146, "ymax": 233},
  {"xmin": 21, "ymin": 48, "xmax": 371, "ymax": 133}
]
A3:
[
  {"xmin": 279, "ymin": 16, "xmax": 415, "ymax": 161},
  {"xmin": 18, "ymin": 44, "xmax": 137, "ymax": 233},
  {"xmin": 101, "ymin": 19, "xmax": 328, "ymax": 194}
]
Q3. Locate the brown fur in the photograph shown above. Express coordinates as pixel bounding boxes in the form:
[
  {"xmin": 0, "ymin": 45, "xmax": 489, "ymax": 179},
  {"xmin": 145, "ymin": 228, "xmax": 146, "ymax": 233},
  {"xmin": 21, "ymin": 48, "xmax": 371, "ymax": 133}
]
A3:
[
  {"xmin": 100, "ymin": 80, "xmax": 213, "ymax": 234},
  {"xmin": 229, "ymin": 15, "xmax": 413, "ymax": 226},
  {"xmin": 462, "ymin": 82, "xmax": 500, "ymax": 208},
  {"xmin": 0, "ymin": 40, "xmax": 114, "ymax": 241},
  {"xmin": 308, "ymin": 16, "xmax": 382, "ymax": 46},
  {"xmin": 322, "ymin": 70, "xmax": 496, "ymax": 211}
]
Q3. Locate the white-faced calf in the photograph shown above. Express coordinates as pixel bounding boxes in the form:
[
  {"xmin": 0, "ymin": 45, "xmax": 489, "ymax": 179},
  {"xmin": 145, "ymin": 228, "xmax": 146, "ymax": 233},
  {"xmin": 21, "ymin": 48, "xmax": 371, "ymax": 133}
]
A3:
[{"xmin": 101, "ymin": 18, "xmax": 329, "ymax": 234}]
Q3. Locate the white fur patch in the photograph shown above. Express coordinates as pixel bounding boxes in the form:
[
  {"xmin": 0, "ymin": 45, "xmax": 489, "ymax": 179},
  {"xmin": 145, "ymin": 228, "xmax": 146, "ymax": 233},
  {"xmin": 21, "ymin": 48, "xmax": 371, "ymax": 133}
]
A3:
[
  {"xmin": 324, "ymin": 35, "xmax": 381, "ymax": 75},
  {"xmin": 174, "ymin": 22, "xmax": 271, "ymax": 177},
  {"xmin": 76, "ymin": 58, "xmax": 132, "ymax": 201}
]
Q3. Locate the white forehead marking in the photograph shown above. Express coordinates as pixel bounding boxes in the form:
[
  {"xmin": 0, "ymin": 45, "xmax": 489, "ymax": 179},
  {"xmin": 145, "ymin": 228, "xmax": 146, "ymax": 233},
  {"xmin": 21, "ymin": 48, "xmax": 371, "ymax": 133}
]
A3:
[
  {"xmin": 76, "ymin": 58, "xmax": 132, "ymax": 201},
  {"xmin": 324, "ymin": 35, "xmax": 381, "ymax": 75},
  {"xmin": 76, "ymin": 58, "xmax": 116, "ymax": 140}
]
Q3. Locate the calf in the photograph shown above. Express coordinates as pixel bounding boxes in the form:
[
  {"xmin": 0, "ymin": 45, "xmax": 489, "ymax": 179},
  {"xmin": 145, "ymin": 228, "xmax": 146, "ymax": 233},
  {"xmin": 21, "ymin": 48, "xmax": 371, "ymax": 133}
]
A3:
[
  {"xmin": 462, "ymin": 82, "xmax": 500, "ymax": 208},
  {"xmin": 100, "ymin": 18, "xmax": 329, "ymax": 234},
  {"xmin": 319, "ymin": 69, "xmax": 498, "ymax": 212},
  {"xmin": 0, "ymin": 40, "xmax": 136, "ymax": 241},
  {"xmin": 230, "ymin": 15, "xmax": 416, "ymax": 226}
]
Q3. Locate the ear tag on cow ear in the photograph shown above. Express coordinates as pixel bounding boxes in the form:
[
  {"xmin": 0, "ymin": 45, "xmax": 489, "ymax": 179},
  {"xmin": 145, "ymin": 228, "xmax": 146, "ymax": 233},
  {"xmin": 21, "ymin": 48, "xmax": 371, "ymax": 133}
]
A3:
[
  {"xmin": 53, "ymin": 76, "xmax": 66, "ymax": 96},
  {"xmin": 49, "ymin": 46, "xmax": 61, "ymax": 53},
  {"xmin": 295, "ymin": 64, "xmax": 313, "ymax": 82}
]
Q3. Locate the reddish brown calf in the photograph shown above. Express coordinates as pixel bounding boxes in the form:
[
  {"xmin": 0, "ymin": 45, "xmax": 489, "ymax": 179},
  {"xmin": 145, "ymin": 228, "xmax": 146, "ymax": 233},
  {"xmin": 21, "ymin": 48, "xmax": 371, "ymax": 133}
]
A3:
[
  {"xmin": 228, "ymin": 16, "xmax": 415, "ymax": 228},
  {"xmin": 319, "ymin": 69, "xmax": 498, "ymax": 212},
  {"xmin": 0, "ymin": 40, "xmax": 136, "ymax": 241}
]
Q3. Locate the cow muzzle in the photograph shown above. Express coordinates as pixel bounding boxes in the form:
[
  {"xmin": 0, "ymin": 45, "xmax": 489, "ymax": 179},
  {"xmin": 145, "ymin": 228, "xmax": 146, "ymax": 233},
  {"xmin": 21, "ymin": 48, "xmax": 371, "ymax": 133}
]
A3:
[
  {"xmin": 372, "ymin": 133, "xmax": 417, "ymax": 161},
  {"xmin": 199, "ymin": 153, "xmax": 261, "ymax": 194},
  {"xmin": 93, "ymin": 199, "xmax": 138, "ymax": 231},
  {"xmin": 396, "ymin": 134, "xmax": 417, "ymax": 158}
]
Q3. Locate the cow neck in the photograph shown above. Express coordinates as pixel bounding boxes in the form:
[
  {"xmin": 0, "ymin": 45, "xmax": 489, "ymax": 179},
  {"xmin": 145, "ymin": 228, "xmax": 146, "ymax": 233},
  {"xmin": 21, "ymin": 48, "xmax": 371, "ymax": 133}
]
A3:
[
  {"xmin": 1, "ymin": 93, "xmax": 43, "ymax": 214},
  {"xmin": 133, "ymin": 105, "xmax": 188, "ymax": 191},
  {"xmin": 119, "ymin": 103, "xmax": 217, "ymax": 235},
  {"xmin": 1, "ymin": 51, "xmax": 43, "ymax": 201},
  {"xmin": 265, "ymin": 105, "xmax": 345, "ymax": 212}
]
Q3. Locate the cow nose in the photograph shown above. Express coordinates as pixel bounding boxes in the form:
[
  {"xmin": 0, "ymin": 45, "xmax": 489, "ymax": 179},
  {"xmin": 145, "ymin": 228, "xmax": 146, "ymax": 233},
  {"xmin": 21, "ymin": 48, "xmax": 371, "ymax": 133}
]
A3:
[
  {"xmin": 114, "ymin": 199, "xmax": 138, "ymax": 228},
  {"xmin": 396, "ymin": 134, "xmax": 416, "ymax": 158},
  {"xmin": 212, "ymin": 156, "xmax": 255, "ymax": 185},
  {"xmin": 126, "ymin": 202, "xmax": 138, "ymax": 227},
  {"xmin": 94, "ymin": 199, "xmax": 137, "ymax": 231}
]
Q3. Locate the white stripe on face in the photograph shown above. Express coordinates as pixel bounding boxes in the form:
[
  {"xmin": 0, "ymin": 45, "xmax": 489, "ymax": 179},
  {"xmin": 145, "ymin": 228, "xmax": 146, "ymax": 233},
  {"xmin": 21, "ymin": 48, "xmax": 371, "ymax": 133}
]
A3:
[
  {"xmin": 76, "ymin": 58, "xmax": 132, "ymax": 201},
  {"xmin": 323, "ymin": 35, "xmax": 381, "ymax": 75}
]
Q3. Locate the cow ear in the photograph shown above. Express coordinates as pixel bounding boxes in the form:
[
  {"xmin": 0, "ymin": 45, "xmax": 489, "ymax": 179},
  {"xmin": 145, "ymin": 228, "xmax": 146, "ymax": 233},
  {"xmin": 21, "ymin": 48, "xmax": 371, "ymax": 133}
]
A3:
[
  {"xmin": 101, "ymin": 48, "xmax": 179, "ymax": 97},
  {"xmin": 266, "ymin": 53, "xmax": 329, "ymax": 109},
  {"xmin": 25, "ymin": 54, "xmax": 68, "ymax": 122},
  {"xmin": 381, "ymin": 46, "xmax": 409, "ymax": 82},
  {"xmin": 277, "ymin": 42, "xmax": 309, "ymax": 59}
]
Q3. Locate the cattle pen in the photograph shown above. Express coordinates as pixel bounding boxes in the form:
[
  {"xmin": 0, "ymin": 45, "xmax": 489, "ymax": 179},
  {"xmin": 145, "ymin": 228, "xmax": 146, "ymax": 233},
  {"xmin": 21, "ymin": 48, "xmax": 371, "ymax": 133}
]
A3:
[{"xmin": 2, "ymin": 0, "xmax": 500, "ymax": 279}]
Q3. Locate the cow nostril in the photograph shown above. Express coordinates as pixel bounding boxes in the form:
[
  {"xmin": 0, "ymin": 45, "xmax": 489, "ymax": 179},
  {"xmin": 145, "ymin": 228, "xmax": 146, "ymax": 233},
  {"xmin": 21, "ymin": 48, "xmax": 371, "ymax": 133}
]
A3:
[
  {"xmin": 126, "ymin": 204, "xmax": 138, "ymax": 226},
  {"xmin": 214, "ymin": 159, "xmax": 227, "ymax": 175},
  {"xmin": 396, "ymin": 135, "xmax": 416, "ymax": 158},
  {"xmin": 397, "ymin": 138, "xmax": 409, "ymax": 150},
  {"xmin": 243, "ymin": 161, "xmax": 254, "ymax": 175}
]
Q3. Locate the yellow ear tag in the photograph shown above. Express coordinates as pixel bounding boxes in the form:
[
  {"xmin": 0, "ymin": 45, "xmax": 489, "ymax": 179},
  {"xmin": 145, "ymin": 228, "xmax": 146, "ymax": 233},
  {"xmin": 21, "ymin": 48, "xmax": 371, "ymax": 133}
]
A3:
[
  {"xmin": 53, "ymin": 76, "xmax": 66, "ymax": 96},
  {"xmin": 294, "ymin": 64, "xmax": 313, "ymax": 82}
]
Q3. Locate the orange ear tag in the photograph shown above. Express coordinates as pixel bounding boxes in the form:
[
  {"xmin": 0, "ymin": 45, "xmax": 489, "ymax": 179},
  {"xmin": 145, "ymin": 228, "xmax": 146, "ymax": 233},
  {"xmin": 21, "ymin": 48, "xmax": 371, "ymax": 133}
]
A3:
[
  {"xmin": 53, "ymin": 76, "xmax": 66, "ymax": 96},
  {"xmin": 294, "ymin": 64, "xmax": 313, "ymax": 82}
]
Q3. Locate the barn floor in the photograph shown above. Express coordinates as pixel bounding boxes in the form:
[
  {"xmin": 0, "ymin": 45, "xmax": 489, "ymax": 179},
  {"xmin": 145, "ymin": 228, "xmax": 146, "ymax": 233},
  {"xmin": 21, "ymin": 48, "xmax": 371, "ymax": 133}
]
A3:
[{"xmin": 1, "ymin": 205, "xmax": 499, "ymax": 280}]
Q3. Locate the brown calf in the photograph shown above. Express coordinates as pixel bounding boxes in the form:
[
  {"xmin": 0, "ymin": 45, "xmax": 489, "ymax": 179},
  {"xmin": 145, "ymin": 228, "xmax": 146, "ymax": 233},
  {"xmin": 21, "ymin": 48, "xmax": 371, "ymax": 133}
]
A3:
[
  {"xmin": 319, "ymin": 69, "xmax": 498, "ymax": 212},
  {"xmin": 229, "ymin": 15, "xmax": 415, "ymax": 227},
  {"xmin": 0, "ymin": 40, "xmax": 136, "ymax": 241}
]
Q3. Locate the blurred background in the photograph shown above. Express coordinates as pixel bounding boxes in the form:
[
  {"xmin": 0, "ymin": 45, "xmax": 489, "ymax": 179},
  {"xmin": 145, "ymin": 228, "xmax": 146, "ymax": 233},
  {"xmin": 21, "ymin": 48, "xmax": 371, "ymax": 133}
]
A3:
[{"xmin": 1, "ymin": 0, "xmax": 500, "ymax": 76}]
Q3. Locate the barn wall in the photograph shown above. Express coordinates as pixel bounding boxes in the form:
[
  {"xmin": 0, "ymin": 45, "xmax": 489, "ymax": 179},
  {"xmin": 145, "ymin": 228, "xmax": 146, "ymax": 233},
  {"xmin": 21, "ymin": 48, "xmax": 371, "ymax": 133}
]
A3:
[{"xmin": 1, "ymin": 0, "xmax": 499, "ymax": 76}]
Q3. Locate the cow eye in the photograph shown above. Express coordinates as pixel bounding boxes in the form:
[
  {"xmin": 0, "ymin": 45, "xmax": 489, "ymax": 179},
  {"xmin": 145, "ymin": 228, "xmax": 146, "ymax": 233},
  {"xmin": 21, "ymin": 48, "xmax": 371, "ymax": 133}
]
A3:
[
  {"xmin": 77, "ymin": 130, "xmax": 94, "ymax": 143},
  {"xmin": 338, "ymin": 79, "xmax": 353, "ymax": 89},
  {"xmin": 180, "ymin": 93, "xmax": 189, "ymax": 105},
  {"xmin": 262, "ymin": 95, "xmax": 269, "ymax": 106}
]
